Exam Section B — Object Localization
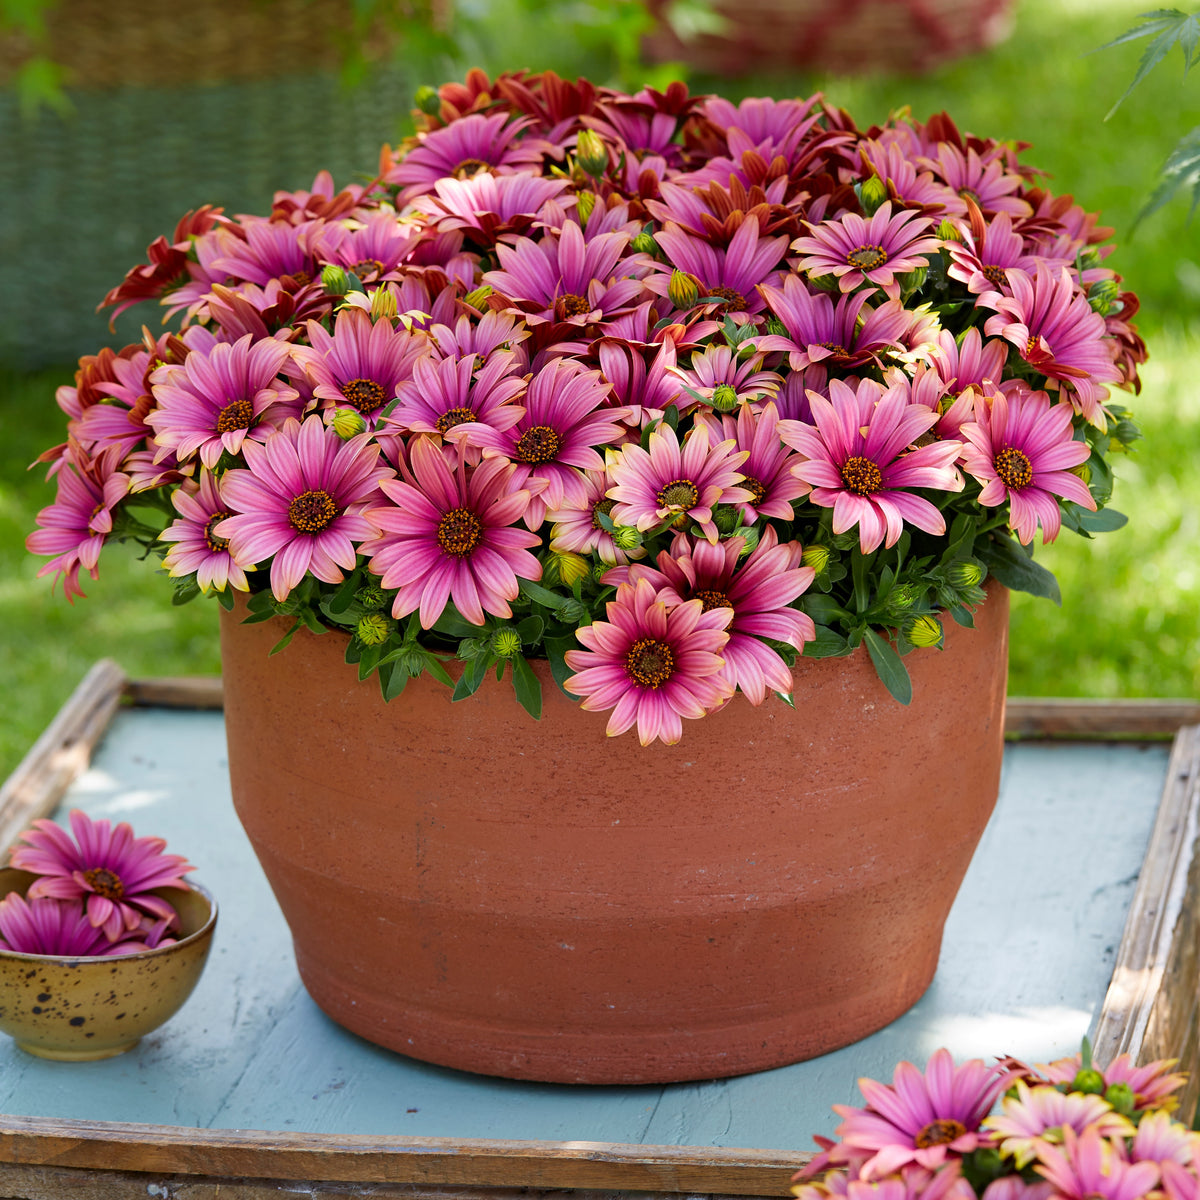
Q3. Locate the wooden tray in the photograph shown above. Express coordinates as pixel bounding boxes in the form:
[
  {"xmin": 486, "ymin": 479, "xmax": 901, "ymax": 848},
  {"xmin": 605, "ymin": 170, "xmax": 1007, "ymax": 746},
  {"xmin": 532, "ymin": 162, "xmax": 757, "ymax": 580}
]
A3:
[{"xmin": 1, "ymin": 662, "xmax": 1199, "ymax": 1200}]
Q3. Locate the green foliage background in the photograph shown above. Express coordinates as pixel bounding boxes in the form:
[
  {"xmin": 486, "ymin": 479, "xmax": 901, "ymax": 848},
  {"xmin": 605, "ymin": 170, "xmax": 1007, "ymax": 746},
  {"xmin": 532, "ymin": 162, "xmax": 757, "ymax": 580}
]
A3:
[{"xmin": 2, "ymin": 0, "xmax": 1198, "ymax": 778}]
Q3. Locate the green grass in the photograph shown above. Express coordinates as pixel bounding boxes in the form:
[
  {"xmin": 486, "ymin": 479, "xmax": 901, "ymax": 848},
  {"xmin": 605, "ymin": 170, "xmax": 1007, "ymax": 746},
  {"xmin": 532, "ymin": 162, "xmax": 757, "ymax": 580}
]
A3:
[{"xmin": 3, "ymin": 0, "xmax": 1199, "ymax": 778}]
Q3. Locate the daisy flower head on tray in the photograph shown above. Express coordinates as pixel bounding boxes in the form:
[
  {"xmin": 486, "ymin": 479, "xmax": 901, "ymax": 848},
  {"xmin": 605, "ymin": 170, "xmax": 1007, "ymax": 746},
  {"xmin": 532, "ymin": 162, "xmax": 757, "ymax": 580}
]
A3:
[{"xmin": 10, "ymin": 809, "xmax": 194, "ymax": 942}]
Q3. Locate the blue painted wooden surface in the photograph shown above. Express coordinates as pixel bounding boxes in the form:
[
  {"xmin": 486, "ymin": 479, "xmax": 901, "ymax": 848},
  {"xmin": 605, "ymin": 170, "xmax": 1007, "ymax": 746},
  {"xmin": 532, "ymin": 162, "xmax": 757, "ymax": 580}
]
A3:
[{"xmin": 0, "ymin": 711, "xmax": 1172, "ymax": 1153}]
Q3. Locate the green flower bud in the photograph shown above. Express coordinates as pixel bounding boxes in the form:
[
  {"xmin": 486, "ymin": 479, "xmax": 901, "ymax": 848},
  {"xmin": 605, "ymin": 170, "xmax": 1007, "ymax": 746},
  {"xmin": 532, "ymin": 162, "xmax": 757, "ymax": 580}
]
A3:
[
  {"xmin": 712, "ymin": 505, "xmax": 741, "ymax": 535},
  {"xmin": 396, "ymin": 645, "xmax": 428, "ymax": 677},
  {"xmin": 464, "ymin": 284, "xmax": 493, "ymax": 310},
  {"xmin": 735, "ymin": 525, "xmax": 761, "ymax": 555},
  {"xmin": 711, "ymin": 383, "xmax": 740, "ymax": 413},
  {"xmin": 331, "ymin": 408, "xmax": 367, "ymax": 440},
  {"xmin": 1078, "ymin": 248, "xmax": 1103, "ymax": 272},
  {"xmin": 355, "ymin": 612, "xmax": 392, "ymax": 646},
  {"xmin": 904, "ymin": 613, "xmax": 943, "ymax": 648},
  {"xmin": 630, "ymin": 231, "xmax": 659, "ymax": 256},
  {"xmin": 414, "ymin": 85, "xmax": 442, "ymax": 116},
  {"xmin": 1104, "ymin": 1082, "xmax": 1135, "ymax": 1115},
  {"xmin": 612, "ymin": 525, "xmax": 643, "ymax": 551},
  {"xmin": 575, "ymin": 191, "xmax": 597, "ymax": 225},
  {"xmin": 321, "ymin": 264, "xmax": 350, "ymax": 296},
  {"xmin": 801, "ymin": 544, "xmax": 830, "ymax": 574},
  {"xmin": 1070, "ymin": 461, "xmax": 1093, "ymax": 484},
  {"xmin": 859, "ymin": 176, "xmax": 888, "ymax": 214},
  {"xmin": 937, "ymin": 218, "xmax": 962, "ymax": 242},
  {"xmin": 575, "ymin": 129, "xmax": 609, "ymax": 177},
  {"xmin": 766, "ymin": 316, "xmax": 788, "ymax": 336},
  {"xmin": 370, "ymin": 287, "xmax": 398, "ymax": 322},
  {"xmin": 556, "ymin": 597, "xmax": 590, "ymax": 624},
  {"xmin": 899, "ymin": 265, "xmax": 928, "ymax": 294},
  {"xmin": 355, "ymin": 583, "xmax": 389, "ymax": 610},
  {"xmin": 456, "ymin": 636, "xmax": 486, "ymax": 661},
  {"xmin": 668, "ymin": 269, "xmax": 699, "ymax": 310},
  {"xmin": 948, "ymin": 560, "xmax": 985, "ymax": 590},
  {"xmin": 885, "ymin": 582, "xmax": 923, "ymax": 618},
  {"xmin": 491, "ymin": 627, "xmax": 523, "ymax": 659},
  {"xmin": 1071, "ymin": 1068, "xmax": 1107, "ymax": 1096},
  {"xmin": 1088, "ymin": 278, "xmax": 1121, "ymax": 315},
  {"xmin": 543, "ymin": 550, "xmax": 590, "ymax": 588}
]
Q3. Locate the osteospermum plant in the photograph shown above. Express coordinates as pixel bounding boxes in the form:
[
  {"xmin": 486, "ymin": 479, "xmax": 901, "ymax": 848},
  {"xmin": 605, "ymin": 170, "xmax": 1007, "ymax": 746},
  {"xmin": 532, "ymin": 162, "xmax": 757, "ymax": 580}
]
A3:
[{"xmin": 27, "ymin": 72, "xmax": 1146, "ymax": 742}]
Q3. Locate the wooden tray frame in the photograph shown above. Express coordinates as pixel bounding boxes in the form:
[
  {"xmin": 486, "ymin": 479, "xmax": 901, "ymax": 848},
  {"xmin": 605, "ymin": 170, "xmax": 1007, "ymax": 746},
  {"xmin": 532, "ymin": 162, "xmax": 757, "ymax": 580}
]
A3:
[{"xmin": 2, "ymin": 662, "xmax": 1200, "ymax": 1200}]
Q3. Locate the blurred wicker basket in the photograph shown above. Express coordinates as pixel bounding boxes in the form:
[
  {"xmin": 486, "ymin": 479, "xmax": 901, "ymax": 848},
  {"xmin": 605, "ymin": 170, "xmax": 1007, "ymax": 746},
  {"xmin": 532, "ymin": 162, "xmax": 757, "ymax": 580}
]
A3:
[
  {"xmin": 0, "ymin": 0, "xmax": 413, "ymax": 369},
  {"xmin": 643, "ymin": 0, "xmax": 1014, "ymax": 77}
]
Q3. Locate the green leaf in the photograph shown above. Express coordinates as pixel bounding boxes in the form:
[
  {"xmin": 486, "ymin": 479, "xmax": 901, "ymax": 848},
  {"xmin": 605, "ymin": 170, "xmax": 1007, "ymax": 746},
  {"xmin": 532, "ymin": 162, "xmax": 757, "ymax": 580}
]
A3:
[
  {"xmin": 451, "ymin": 651, "xmax": 491, "ymax": 702},
  {"xmin": 431, "ymin": 604, "xmax": 486, "ymax": 639},
  {"xmin": 216, "ymin": 589, "xmax": 235, "ymax": 612},
  {"xmin": 1079, "ymin": 507, "xmax": 1129, "ymax": 533},
  {"xmin": 799, "ymin": 594, "xmax": 854, "ymax": 623},
  {"xmin": 356, "ymin": 642, "xmax": 382, "ymax": 681},
  {"xmin": 269, "ymin": 621, "xmax": 301, "ymax": 657},
  {"xmin": 801, "ymin": 626, "xmax": 852, "ymax": 657},
  {"xmin": 516, "ymin": 615, "xmax": 545, "ymax": 644},
  {"xmin": 420, "ymin": 651, "xmax": 456, "ymax": 688},
  {"xmin": 1093, "ymin": 9, "xmax": 1200, "ymax": 118},
  {"xmin": 863, "ymin": 629, "xmax": 913, "ymax": 705},
  {"xmin": 976, "ymin": 534, "xmax": 1062, "ymax": 605},
  {"xmin": 379, "ymin": 661, "xmax": 410, "ymax": 702},
  {"xmin": 327, "ymin": 570, "xmax": 363, "ymax": 616},
  {"xmin": 1136, "ymin": 125, "xmax": 1200, "ymax": 226},
  {"xmin": 511, "ymin": 654, "xmax": 543, "ymax": 720},
  {"xmin": 544, "ymin": 635, "xmax": 582, "ymax": 698},
  {"xmin": 947, "ymin": 604, "xmax": 976, "ymax": 629},
  {"xmin": 518, "ymin": 578, "xmax": 568, "ymax": 610}
]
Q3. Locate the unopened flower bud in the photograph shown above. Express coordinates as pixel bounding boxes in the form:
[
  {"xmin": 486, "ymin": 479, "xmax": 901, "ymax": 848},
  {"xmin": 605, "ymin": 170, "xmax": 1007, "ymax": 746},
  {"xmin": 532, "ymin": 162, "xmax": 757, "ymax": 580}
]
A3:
[
  {"xmin": 556, "ymin": 597, "xmax": 590, "ymax": 624},
  {"xmin": 1088, "ymin": 278, "xmax": 1121, "ymax": 315},
  {"xmin": 947, "ymin": 560, "xmax": 985, "ymax": 590},
  {"xmin": 807, "ymin": 273, "xmax": 840, "ymax": 292},
  {"xmin": 397, "ymin": 646, "xmax": 428, "ymax": 676},
  {"xmin": 1078, "ymin": 248, "xmax": 1103, "ymax": 272},
  {"xmin": 899, "ymin": 265, "xmax": 927, "ymax": 294},
  {"xmin": 370, "ymin": 287, "xmax": 398, "ymax": 322},
  {"xmin": 321, "ymin": 264, "xmax": 350, "ymax": 296},
  {"xmin": 904, "ymin": 613, "xmax": 943, "ymax": 648},
  {"xmin": 885, "ymin": 583, "xmax": 922, "ymax": 617},
  {"xmin": 491, "ymin": 627, "xmax": 523, "ymax": 658},
  {"xmin": 355, "ymin": 583, "xmax": 388, "ymax": 610},
  {"xmin": 735, "ymin": 526, "xmax": 761, "ymax": 555},
  {"xmin": 331, "ymin": 408, "xmax": 367, "ymax": 440},
  {"xmin": 456, "ymin": 637, "xmax": 486, "ymax": 661},
  {"xmin": 767, "ymin": 316, "xmax": 788, "ymax": 336},
  {"xmin": 937, "ymin": 219, "xmax": 962, "ymax": 242},
  {"xmin": 1069, "ymin": 461, "xmax": 1092, "ymax": 484},
  {"xmin": 630, "ymin": 231, "xmax": 659, "ymax": 256},
  {"xmin": 712, "ymin": 505, "xmax": 740, "ymax": 535},
  {"xmin": 355, "ymin": 612, "xmax": 392, "ymax": 646},
  {"xmin": 575, "ymin": 129, "xmax": 609, "ymax": 177},
  {"xmin": 464, "ymin": 284, "xmax": 493, "ymax": 309},
  {"xmin": 801, "ymin": 544, "xmax": 830, "ymax": 574},
  {"xmin": 575, "ymin": 190, "xmax": 597, "ymax": 224},
  {"xmin": 612, "ymin": 525, "xmax": 643, "ymax": 551},
  {"xmin": 1104, "ymin": 1082, "xmax": 1135, "ymax": 1115},
  {"xmin": 543, "ymin": 550, "xmax": 590, "ymax": 588},
  {"xmin": 859, "ymin": 176, "xmax": 887, "ymax": 214},
  {"xmin": 1071, "ymin": 1068, "xmax": 1107, "ymax": 1096},
  {"xmin": 414, "ymin": 85, "xmax": 442, "ymax": 116},
  {"xmin": 668, "ymin": 269, "xmax": 699, "ymax": 309},
  {"xmin": 711, "ymin": 383, "xmax": 739, "ymax": 413}
]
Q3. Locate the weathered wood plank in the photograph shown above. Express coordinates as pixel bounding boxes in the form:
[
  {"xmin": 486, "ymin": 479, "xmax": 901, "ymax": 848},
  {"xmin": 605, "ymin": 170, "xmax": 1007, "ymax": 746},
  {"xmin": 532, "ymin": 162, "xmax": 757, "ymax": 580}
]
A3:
[
  {"xmin": 0, "ymin": 1119, "xmax": 807, "ymax": 1196},
  {"xmin": 123, "ymin": 676, "xmax": 223, "ymax": 710},
  {"xmin": 1092, "ymin": 724, "xmax": 1200, "ymax": 1116},
  {"xmin": 0, "ymin": 659, "xmax": 126, "ymax": 855}
]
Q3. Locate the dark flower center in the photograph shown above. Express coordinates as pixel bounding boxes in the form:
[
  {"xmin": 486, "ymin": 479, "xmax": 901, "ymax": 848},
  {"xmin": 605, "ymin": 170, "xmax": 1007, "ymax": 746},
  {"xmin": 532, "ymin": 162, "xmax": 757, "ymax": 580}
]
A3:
[
  {"xmin": 626, "ymin": 635, "xmax": 675, "ymax": 689},
  {"xmin": 204, "ymin": 510, "xmax": 233, "ymax": 553},
  {"xmin": 515, "ymin": 425, "xmax": 562, "ymax": 464},
  {"xmin": 847, "ymin": 244, "xmax": 888, "ymax": 272},
  {"xmin": 217, "ymin": 398, "xmax": 254, "ymax": 433},
  {"xmin": 288, "ymin": 489, "xmax": 339, "ymax": 533},
  {"xmin": 703, "ymin": 283, "xmax": 748, "ymax": 314},
  {"xmin": 840, "ymin": 455, "xmax": 883, "ymax": 496},
  {"xmin": 592, "ymin": 498, "xmax": 617, "ymax": 530},
  {"xmin": 819, "ymin": 341, "xmax": 851, "ymax": 360},
  {"xmin": 559, "ymin": 293, "xmax": 592, "ymax": 318},
  {"xmin": 287, "ymin": 269, "xmax": 313, "ymax": 289},
  {"xmin": 693, "ymin": 589, "xmax": 733, "ymax": 612},
  {"xmin": 454, "ymin": 158, "xmax": 490, "ymax": 178},
  {"xmin": 959, "ymin": 187, "xmax": 983, "ymax": 208},
  {"xmin": 982, "ymin": 264, "xmax": 1008, "ymax": 288},
  {"xmin": 83, "ymin": 867, "xmax": 125, "ymax": 901},
  {"xmin": 657, "ymin": 478, "xmax": 700, "ymax": 510},
  {"xmin": 994, "ymin": 445, "xmax": 1034, "ymax": 490},
  {"xmin": 352, "ymin": 259, "xmax": 386, "ymax": 279},
  {"xmin": 437, "ymin": 506, "xmax": 483, "ymax": 557},
  {"xmin": 739, "ymin": 475, "xmax": 766, "ymax": 506},
  {"xmin": 342, "ymin": 377, "xmax": 388, "ymax": 414},
  {"xmin": 915, "ymin": 1119, "xmax": 967, "ymax": 1149},
  {"xmin": 436, "ymin": 407, "xmax": 477, "ymax": 434}
]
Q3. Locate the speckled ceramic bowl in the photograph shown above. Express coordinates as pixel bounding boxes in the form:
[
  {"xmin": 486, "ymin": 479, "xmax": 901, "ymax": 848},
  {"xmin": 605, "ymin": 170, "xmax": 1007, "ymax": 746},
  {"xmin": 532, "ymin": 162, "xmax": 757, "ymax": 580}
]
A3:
[{"xmin": 0, "ymin": 867, "xmax": 217, "ymax": 1060}]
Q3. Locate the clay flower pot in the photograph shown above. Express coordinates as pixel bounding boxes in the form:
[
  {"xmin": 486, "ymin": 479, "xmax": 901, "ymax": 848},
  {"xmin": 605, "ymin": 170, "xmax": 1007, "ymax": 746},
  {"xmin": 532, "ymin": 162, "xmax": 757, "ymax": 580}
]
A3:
[{"xmin": 220, "ymin": 583, "xmax": 1007, "ymax": 1084}]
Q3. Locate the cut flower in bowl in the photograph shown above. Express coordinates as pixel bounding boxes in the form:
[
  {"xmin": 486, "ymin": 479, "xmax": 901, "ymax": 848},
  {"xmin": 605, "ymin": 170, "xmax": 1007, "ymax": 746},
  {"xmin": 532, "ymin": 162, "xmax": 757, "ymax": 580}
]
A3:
[{"xmin": 26, "ymin": 72, "xmax": 1146, "ymax": 744}]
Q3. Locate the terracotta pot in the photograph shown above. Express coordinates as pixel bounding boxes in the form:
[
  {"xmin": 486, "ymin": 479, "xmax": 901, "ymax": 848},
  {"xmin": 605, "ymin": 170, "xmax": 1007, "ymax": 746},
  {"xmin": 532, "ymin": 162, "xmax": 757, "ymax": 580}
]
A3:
[{"xmin": 220, "ymin": 584, "xmax": 1008, "ymax": 1084}]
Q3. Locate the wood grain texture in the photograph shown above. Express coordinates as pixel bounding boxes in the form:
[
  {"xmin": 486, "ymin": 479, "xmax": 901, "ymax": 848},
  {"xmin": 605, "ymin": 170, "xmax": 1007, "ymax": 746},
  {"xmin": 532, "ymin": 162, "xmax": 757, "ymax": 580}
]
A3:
[
  {"xmin": 0, "ymin": 1118, "xmax": 807, "ymax": 1196},
  {"xmin": 1091, "ymin": 724, "xmax": 1200, "ymax": 1118},
  {"xmin": 0, "ymin": 659, "xmax": 126, "ymax": 856},
  {"xmin": 124, "ymin": 677, "xmax": 223, "ymax": 710}
]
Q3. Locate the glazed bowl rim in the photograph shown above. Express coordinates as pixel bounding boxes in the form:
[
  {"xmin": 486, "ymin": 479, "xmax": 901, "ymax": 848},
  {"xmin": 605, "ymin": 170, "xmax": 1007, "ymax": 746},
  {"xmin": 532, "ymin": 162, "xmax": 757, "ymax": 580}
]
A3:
[{"xmin": 0, "ymin": 877, "xmax": 217, "ymax": 965}]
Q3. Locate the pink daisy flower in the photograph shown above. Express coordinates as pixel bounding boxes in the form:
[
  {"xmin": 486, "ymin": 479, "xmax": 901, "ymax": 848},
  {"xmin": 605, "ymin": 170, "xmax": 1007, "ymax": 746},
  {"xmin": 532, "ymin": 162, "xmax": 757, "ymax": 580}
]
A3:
[
  {"xmin": 1130, "ymin": 1111, "xmax": 1197, "ymax": 1166},
  {"xmin": 831, "ymin": 1049, "xmax": 1014, "ymax": 1181},
  {"xmin": 946, "ymin": 212, "xmax": 1062, "ymax": 297},
  {"xmin": 26, "ymin": 443, "xmax": 130, "ymax": 602},
  {"xmin": 385, "ymin": 112, "xmax": 543, "ymax": 194},
  {"xmin": 290, "ymin": 308, "xmax": 428, "ymax": 428},
  {"xmin": 607, "ymin": 419, "xmax": 752, "ymax": 543},
  {"xmin": 1039, "ymin": 1052, "xmax": 1188, "ymax": 1112},
  {"xmin": 319, "ymin": 212, "xmax": 420, "ymax": 283},
  {"xmin": 778, "ymin": 378, "xmax": 963, "ymax": 553},
  {"xmin": 1163, "ymin": 1160, "xmax": 1200, "ymax": 1200},
  {"xmin": 563, "ymin": 577, "xmax": 734, "ymax": 745},
  {"xmin": 385, "ymin": 350, "xmax": 527, "ymax": 441},
  {"xmin": 427, "ymin": 310, "xmax": 531, "ymax": 364},
  {"xmin": 160, "ymin": 469, "xmax": 250, "ymax": 594},
  {"xmin": 449, "ymin": 357, "xmax": 626, "ymax": 528},
  {"xmin": 669, "ymin": 343, "xmax": 780, "ymax": 410},
  {"xmin": 548, "ymin": 467, "xmax": 644, "ymax": 566},
  {"xmin": 979, "ymin": 263, "xmax": 1123, "ymax": 426},
  {"xmin": 207, "ymin": 215, "xmax": 329, "ymax": 288},
  {"xmin": 792, "ymin": 202, "xmax": 943, "ymax": 298},
  {"xmin": 920, "ymin": 143, "xmax": 1032, "ymax": 222},
  {"xmin": 0, "ymin": 893, "xmax": 150, "ymax": 957},
  {"xmin": 361, "ymin": 438, "xmax": 542, "ymax": 628},
  {"xmin": 984, "ymin": 1081, "xmax": 1133, "ymax": 1169},
  {"xmin": 146, "ymin": 333, "xmax": 301, "ymax": 469},
  {"xmin": 596, "ymin": 339, "xmax": 684, "ymax": 430},
  {"xmin": 1034, "ymin": 1126, "xmax": 1159, "ymax": 1200},
  {"xmin": 612, "ymin": 527, "xmax": 815, "ymax": 703},
  {"xmin": 11, "ymin": 809, "xmax": 194, "ymax": 942},
  {"xmin": 412, "ymin": 172, "xmax": 573, "ymax": 247},
  {"xmin": 958, "ymin": 387, "xmax": 1095, "ymax": 544},
  {"xmin": 216, "ymin": 415, "xmax": 395, "ymax": 601}
]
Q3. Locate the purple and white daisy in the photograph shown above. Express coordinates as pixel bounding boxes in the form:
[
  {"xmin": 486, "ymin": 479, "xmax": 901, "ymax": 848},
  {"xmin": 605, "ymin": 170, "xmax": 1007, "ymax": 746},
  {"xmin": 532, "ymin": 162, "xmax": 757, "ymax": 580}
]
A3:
[
  {"xmin": 385, "ymin": 112, "xmax": 543, "ymax": 195},
  {"xmin": 0, "ymin": 893, "xmax": 151, "ymax": 957},
  {"xmin": 385, "ymin": 350, "xmax": 527, "ymax": 442},
  {"xmin": 216, "ymin": 415, "xmax": 395, "ymax": 601},
  {"xmin": 1034, "ymin": 1126, "xmax": 1160, "ymax": 1200},
  {"xmin": 548, "ymin": 467, "xmax": 643, "ymax": 566},
  {"xmin": 160, "ymin": 469, "xmax": 249, "ymax": 594}
]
